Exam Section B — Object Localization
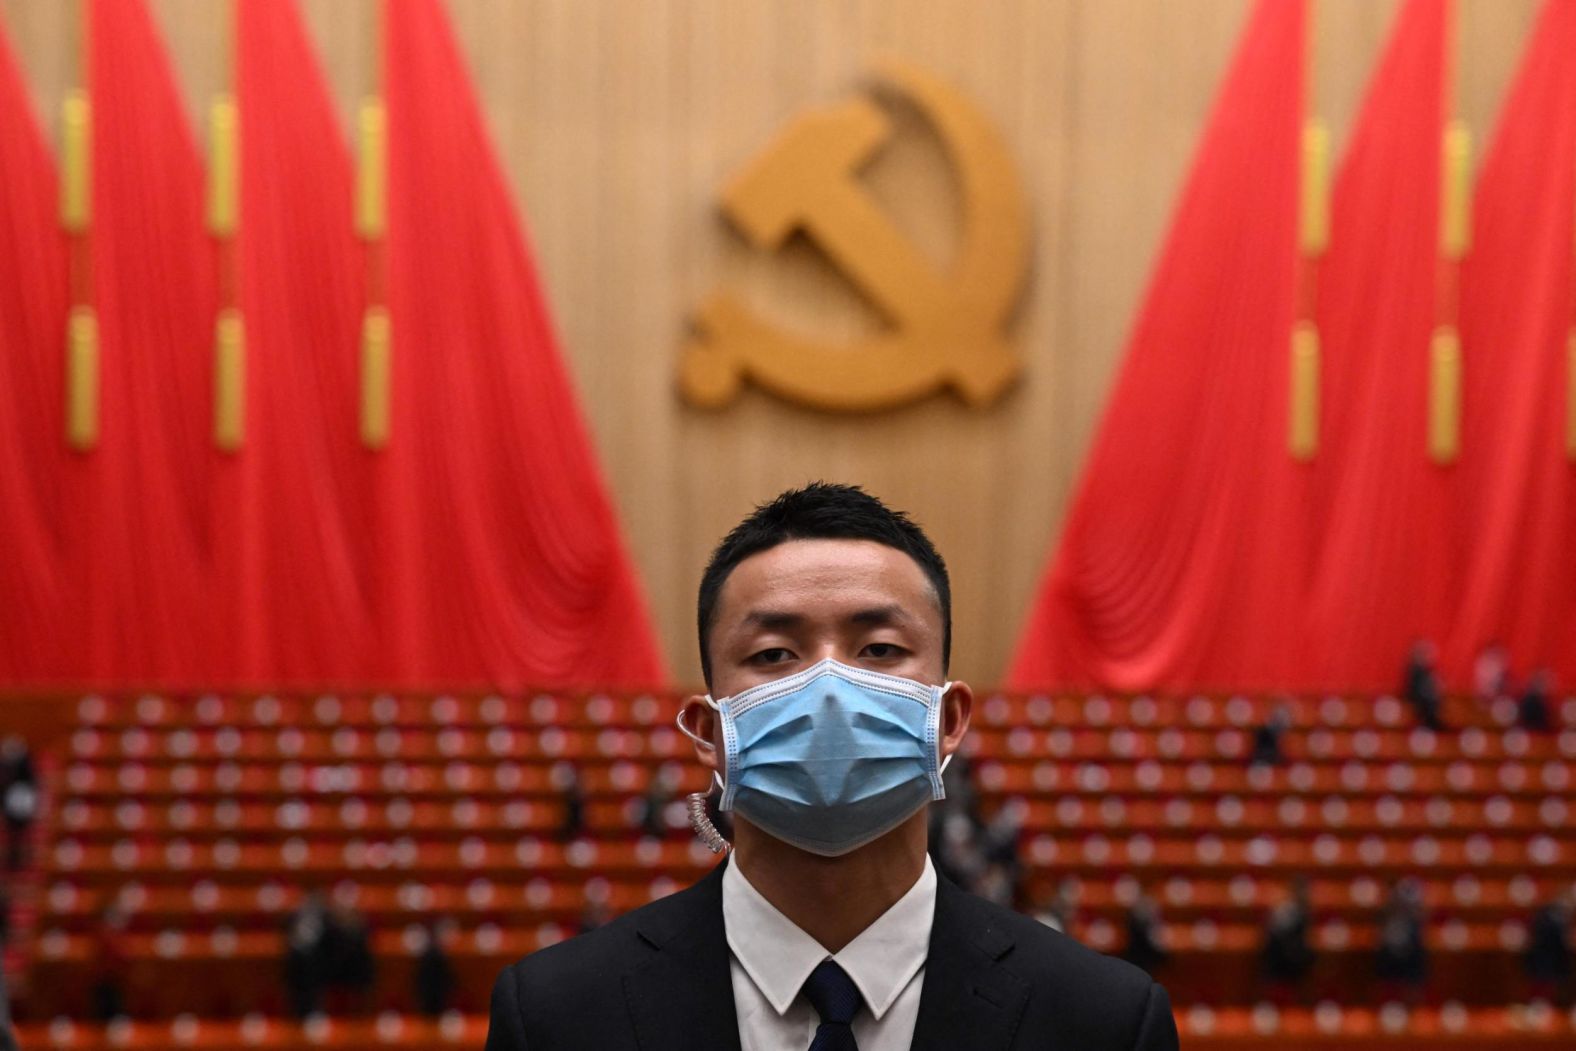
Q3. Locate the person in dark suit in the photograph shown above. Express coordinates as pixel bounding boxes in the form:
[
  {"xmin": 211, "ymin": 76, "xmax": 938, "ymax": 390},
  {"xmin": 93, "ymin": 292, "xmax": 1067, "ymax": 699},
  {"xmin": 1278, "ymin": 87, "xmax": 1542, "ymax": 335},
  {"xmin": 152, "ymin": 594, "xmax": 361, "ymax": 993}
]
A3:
[
  {"xmin": 1518, "ymin": 669, "xmax": 1554, "ymax": 732},
  {"xmin": 0, "ymin": 737, "xmax": 37, "ymax": 872},
  {"xmin": 1122, "ymin": 889, "xmax": 1170, "ymax": 977},
  {"xmin": 414, "ymin": 919, "xmax": 458, "ymax": 1018},
  {"xmin": 1522, "ymin": 886, "xmax": 1574, "ymax": 1005},
  {"xmin": 1248, "ymin": 703, "xmax": 1292, "ymax": 767},
  {"xmin": 487, "ymin": 484, "xmax": 1178, "ymax": 1050},
  {"xmin": 1400, "ymin": 640, "xmax": 1447, "ymax": 731},
  {"xmin": 1259, "ymin": 877, "xmax": 1314, "ymax": 1000},
  {"xmin": 1374, "ymin": 878, "xmax": 1428, "ymax": 1004},
  {"xmin": 0, "ymin": 960, "xmax": 17, "ymax": 1051},
  {"xmin": 283, "ymin": 889, "xmax": 331, "ymax": 1019}
]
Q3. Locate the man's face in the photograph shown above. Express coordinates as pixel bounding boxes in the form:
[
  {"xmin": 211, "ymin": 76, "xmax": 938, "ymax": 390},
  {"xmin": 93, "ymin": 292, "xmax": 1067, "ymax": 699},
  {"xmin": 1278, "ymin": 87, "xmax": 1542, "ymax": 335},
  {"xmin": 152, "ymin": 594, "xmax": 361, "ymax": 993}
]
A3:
[
  {"xmin": 706, "ymin": 538, "xmax": 946, "ymax": 699},
  {"xmin": 683, "ymin": 538, "xmax": 972, "ymax": 812}
]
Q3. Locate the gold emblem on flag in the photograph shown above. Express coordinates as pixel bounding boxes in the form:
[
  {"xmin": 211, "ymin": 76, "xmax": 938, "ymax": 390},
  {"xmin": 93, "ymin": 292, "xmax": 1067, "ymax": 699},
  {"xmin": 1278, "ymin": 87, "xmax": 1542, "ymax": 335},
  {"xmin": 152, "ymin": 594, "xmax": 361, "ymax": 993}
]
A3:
[{"xmin": 680, "ymin": 60, "xmax": 1029, "ymax": 412}]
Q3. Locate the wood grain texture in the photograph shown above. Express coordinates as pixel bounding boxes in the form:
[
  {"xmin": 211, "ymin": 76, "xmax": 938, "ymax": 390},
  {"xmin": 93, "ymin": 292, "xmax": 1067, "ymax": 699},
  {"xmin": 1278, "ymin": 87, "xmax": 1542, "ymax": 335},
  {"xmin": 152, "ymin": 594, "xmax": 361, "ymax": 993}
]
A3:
[{"xmin": 0, "ymin": 0, "xmax": 1540, "ymax": 686}]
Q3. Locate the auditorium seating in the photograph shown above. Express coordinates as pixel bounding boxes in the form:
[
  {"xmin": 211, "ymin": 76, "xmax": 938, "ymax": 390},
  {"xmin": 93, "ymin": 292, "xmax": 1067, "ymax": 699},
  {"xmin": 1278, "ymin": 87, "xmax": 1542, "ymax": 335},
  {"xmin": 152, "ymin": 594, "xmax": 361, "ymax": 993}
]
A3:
[
  {"xmin": 12, "ymin": 1004, "xmax": 1576, "ymax": 1050},
  {"xmin": 11, "ymin": 689, "xmax": 1576, "ymax": 1047}
]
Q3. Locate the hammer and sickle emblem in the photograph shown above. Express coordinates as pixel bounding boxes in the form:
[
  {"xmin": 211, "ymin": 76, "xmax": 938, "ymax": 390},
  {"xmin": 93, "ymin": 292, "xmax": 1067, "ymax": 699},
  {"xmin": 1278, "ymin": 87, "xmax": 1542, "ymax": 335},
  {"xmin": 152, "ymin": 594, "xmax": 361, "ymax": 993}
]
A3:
[{"xmin": 680, "ymin": 59, "xmax": 1030, "ymax": 412}]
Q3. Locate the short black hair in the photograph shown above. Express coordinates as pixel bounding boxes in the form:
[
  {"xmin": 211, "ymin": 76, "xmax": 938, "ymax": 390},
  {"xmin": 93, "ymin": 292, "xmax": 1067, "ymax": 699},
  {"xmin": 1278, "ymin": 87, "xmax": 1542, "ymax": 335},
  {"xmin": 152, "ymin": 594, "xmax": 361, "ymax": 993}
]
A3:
[{"xmin": 697, "ymin": 482, "xmax": 950, "ymax": 687}]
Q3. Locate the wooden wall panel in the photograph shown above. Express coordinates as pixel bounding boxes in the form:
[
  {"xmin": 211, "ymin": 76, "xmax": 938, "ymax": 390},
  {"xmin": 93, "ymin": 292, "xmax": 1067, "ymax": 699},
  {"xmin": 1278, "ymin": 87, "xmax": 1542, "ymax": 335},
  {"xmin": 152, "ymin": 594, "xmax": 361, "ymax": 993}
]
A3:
[{"xmin": 0, "ymin": 0, "xmax": 1540, "ymax": 686}]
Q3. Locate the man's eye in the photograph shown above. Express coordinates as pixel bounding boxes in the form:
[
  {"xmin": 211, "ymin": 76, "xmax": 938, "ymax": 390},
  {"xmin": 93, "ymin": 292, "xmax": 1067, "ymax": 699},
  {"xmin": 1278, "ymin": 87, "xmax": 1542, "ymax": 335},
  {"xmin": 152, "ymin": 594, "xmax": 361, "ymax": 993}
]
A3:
[
  {"xmin": 862, "ymin": 643, "xmax": 905, "ymax": 659},
  {"xmin": 749, "ymin": 648, "xmax": 795, "ymax": 664}
]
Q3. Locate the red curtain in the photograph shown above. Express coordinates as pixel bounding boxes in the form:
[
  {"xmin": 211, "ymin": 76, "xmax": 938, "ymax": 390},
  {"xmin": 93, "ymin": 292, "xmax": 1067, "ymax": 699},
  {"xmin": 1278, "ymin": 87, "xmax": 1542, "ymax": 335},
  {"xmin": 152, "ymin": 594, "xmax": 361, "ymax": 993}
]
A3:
[
  {"xmin": 1008, "ymin": 0, "xmax": 1307, "ymax": 691},
  {"xmin": 1014, "ymin": 0, "xmax": 1576, "ymax": 693},
  {"xmin": 230, "ymin": 0, "xmax": 376, "ymax": 683},
  {"xmin": 1299, "ymin": 0, "xmax": 1453, "ymax": 691},
  {"xmin": 1445, "ymin": 0, "xmax": 1576, "ymax": 684},
  {"xmin": 380, "ymin": 0, "xmax": 667, "ymax": 688},
  {"xmin": 0, "ymin": 18, "xmax": 68, "ymax": 682},
  {"xmin": 0, "ymin": 0, "xmax": 664, "ymax": 691},
  {"xmin": 70, "ymin": 0, "xmax": 221, "ymax": 682}
]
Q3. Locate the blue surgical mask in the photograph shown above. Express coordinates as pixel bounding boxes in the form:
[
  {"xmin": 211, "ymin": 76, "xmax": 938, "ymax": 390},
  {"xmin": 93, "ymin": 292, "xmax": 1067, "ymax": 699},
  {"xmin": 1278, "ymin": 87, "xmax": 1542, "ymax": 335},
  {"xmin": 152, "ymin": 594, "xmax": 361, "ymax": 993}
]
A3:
[{"xmin": 678, "ymin": 659, "xmax": 953, "ymax": 856}]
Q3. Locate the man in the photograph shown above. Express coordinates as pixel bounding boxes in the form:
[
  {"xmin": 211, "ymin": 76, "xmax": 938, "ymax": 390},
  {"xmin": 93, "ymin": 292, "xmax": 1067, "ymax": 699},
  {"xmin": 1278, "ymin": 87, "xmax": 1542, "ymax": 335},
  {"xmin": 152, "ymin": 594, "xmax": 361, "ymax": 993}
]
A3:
[
  {"xmin": 1258, "ymin": 877, "xmax": 1314, "ymax": 1000},
  {"xmin": 0, "ymin": 737, "xmax": 36, "ymax": 871},
  {"xmin": 414, "ymin": 919, "xmax": 458, "ymax": 1018},
  {"xmin": 0, "ymin": 962, "xmax": 17, "ymax": 1051},
  {"xmin": 1248, "ymin": 703, "xmax": 1292, "ymax": 767},
  {"xmin": 282, "ymin": 889, "xmax": 331, "ymax": 1020},
  {"xmin": 1400, "ymin": 640, "xmax": 1446, "ymax": 732},
  {"xmin": 1374, "ymin": 877, "xmax": 1428, "ymax": 1005},
  {"xmin": 1121, "ymin": 888, "xmax": 1170, "ymax": 978},
  {"xmin": 1522, "ymin": 885, "xmax": 1574, "ymax": 1005},
  {"xmin": 1518, "ymin": 669, "xmax": 1554, "ymax": 733},
  {"xmin": 487, "ymin": 484, "xmax": 1178, "ymax": 1050}
]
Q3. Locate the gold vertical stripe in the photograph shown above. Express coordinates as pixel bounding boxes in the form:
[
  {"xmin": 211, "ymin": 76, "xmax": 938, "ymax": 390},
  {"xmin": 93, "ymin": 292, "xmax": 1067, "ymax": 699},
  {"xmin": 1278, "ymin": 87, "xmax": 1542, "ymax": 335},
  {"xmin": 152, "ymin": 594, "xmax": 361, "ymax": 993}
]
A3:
[
  {"xmin": 1289, "ymin": 321, "xmax": 1320, "ymax": 461},
  {"xmin": 1429, "ymin": 325, "xmax": 1462, "ymax": 464},
  {"xmin": 361, "ymin": 306, "xmax": 391, "ymax": 448},
  {"xmin": 208, "ymin": 95, "xmax": 239, "ymax": 236},
  {"xmin": 356, "ymin": 98, "xmax": 387, "ymax": 239},
  {"xmin": 1299, "ymin": 121, "xmax": 1329, "ymax": 256},
  {"xmin": 1440, "ymin": 120, "xmax": 1472, "ymax": 259},
  {"xmin": 214, "ymin": 308, "xmax": 245, "ymax": 451},
  {"xmin": 62, "ymin": 91, "xmax": 91, "ymax": 230},
  {"xmin": 1567, "ymin": 330, "xmax": 1576, "ymax": 463},
  {"xmin": 67, "ymin": 306, "xmax": 99, "ymax": 450}
]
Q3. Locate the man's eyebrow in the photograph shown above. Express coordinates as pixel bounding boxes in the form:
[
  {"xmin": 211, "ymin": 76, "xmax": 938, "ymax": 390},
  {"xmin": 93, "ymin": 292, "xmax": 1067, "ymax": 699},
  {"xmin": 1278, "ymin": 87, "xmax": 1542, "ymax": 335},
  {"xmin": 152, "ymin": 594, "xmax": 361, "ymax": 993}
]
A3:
[
  {"xmin": 848, "ymin": 605, "xmax": 907, "ymax": 626},
  {"xmin": 741, "ymin": 610, "xmax": 805, "ymax": 631},
  {"xmin": 739, "ymin": 605, "xmax": 910, "ymax": 630}
]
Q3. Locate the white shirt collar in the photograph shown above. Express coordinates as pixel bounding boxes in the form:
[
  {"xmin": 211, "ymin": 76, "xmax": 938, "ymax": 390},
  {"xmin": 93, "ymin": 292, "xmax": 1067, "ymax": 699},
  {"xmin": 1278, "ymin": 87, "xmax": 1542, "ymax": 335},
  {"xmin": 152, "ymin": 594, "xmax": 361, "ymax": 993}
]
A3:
[{"xmin": 722, "ymin": 855, "xmax": 937, "ymax": 1021}]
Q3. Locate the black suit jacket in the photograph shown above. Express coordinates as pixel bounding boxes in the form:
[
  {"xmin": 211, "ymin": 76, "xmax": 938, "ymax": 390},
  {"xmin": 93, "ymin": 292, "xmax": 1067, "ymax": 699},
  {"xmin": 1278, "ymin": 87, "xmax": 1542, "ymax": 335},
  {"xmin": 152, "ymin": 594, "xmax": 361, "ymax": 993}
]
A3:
[{"xmin": 486, "ymin": 861, "xmax": 1179, "ymax": 1050}]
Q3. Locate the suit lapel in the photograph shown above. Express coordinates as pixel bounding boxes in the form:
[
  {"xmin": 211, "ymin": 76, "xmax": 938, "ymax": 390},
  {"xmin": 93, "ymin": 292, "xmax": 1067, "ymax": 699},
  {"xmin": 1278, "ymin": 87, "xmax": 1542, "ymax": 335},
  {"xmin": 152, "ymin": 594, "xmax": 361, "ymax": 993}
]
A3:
[
  {"xmin": 622, "ymin": 861, "xmax": 744, "ymax": 1051},
  {"xmin": 620, "ymin": 861, "xmax": 1030, "ymax": 1051},
  {"xmin": 910, "ymin": 876, "xmax": 1031, "ymax": 1051}
]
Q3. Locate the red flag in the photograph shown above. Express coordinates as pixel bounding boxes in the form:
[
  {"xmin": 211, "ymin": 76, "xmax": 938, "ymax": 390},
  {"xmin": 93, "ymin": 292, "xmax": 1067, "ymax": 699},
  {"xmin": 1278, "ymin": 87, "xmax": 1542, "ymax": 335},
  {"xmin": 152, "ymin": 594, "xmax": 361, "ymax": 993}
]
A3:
[
  {"xmin": 1447, "ymin": 0, "xmax": 1576, "ymax": 682},
  {"xmin": 382, "ymin": 0, "xmax": 666, "ymax": 687},
  {"xmin": 1008, "ymin": 0, "xmax": 1306, "ymax": 691},
  {"xmin": 1302, "ymin": 0, "xmax": 1453, "ymax": 689},
  {"xmin": 232, "ymin": 0, "xmax": 375, "ymax": 682},
  {"xmin": 0, "ymin": 17, "xmax": 68, "ymax": 681},
  {"xmin": 70, "ymin": 0, "xmax": 219, "ymax": 683}
]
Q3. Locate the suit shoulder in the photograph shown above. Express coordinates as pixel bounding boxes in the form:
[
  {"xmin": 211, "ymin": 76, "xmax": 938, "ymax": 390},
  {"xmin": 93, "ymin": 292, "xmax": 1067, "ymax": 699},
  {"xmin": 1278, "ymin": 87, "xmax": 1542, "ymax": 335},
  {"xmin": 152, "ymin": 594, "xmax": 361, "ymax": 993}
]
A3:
[
  {"xmin": 961, "ymin": 892, "xmax": 1159, "ymax": 1006},
  {"xmin": 497, "ymin": 870, "xmax": 712, "ymax": 996},
  {"xmin": 500, "ymin": 898, "xmax": 648, "ymax": 994}
]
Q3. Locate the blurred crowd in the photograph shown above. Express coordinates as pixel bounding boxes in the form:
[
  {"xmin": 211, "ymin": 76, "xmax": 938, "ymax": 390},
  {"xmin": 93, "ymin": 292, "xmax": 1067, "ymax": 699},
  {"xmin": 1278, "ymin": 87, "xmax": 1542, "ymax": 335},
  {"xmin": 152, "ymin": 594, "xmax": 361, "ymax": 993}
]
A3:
[
  {"xmin": 83, "ymin": 887, "xmax": 461, "ymax": 1025},
  {"xmin": 920, "ymin": 642, "xmax": 1575, "ymax": 1011},
  {"xmin": 929, "ymin": 757, "xmax": 1574, "ymax": 1010},
  {"xmin": 1402, "ymin": 639, "xmax": 1559, "ymax": 734}
]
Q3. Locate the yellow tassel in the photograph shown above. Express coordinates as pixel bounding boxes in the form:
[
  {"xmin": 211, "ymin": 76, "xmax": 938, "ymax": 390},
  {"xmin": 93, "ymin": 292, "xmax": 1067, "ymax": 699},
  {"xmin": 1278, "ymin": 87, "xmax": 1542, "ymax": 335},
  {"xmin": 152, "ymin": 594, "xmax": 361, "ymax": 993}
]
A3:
[
  {"xmin": 361, "ymin": 306, "xmax": 391, "ymax": 449},
  {"xmin": 1288, "ymin": 321, "xmax": 1320, "ymax": 460},
  {"xmin": 1440, "ymin": 120, "xmax": 1472, "ymax": 260},
  {"xmin": 1429, "ymin": 325, "xmax": 1462, "ymax": 464},
  {"xmin": 214, "ymin": 308, "xmax": 245, "ymax": 451},
  {"xmin": 1299, "ymin": 120, "xmax": 1329, "ymax": 256},
  {"xmin": 208, "ymin": 95, "xmax": 239, "ymax": 236},
  {"xmin": 1566, "ymin": 329, "xmax": 1576, "ymax": 463},
  {"xmin": 61, "ymin": 91, "xmax": 91, "ymax": 231},
  {"xmin": 356, "ymin": 98, "xmax": 386, "ymax": 239},
  {"xmin": 66, "ymin": 306, "xmax": 98, "ymax": 450}
]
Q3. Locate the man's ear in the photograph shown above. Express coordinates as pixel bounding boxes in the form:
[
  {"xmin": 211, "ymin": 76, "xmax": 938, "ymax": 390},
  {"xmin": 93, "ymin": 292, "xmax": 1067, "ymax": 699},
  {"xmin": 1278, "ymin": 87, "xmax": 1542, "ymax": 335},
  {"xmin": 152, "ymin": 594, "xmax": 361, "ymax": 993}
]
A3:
[
  {"xmin": 679, "ymin": 694, "xmax": 723, "ymax": 777},
  {"xmin": 939, "ymin": 680, "xmax": 973, "ymax": 759}
]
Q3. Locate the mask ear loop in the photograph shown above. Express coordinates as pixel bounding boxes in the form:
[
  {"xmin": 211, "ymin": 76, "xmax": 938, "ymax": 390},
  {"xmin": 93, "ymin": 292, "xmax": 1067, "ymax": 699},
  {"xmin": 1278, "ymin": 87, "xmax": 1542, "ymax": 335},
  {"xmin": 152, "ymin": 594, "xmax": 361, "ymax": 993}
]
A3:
[
  {"xmin": 921, "ymin": 681, "xmax": 958, "ymax": 803},
  {"xmin": 934, "ymin": 682, "xmax": 958, "ymax": 783},
  {"xmin": 675, "ymin": 702, "xmax": 732, "ymax": 855}
]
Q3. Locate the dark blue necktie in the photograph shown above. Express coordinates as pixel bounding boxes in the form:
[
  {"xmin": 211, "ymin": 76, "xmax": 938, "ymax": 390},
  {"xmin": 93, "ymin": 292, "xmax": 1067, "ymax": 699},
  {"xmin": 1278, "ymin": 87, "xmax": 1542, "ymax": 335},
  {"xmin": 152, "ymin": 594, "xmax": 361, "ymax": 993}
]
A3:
[{"xmin": 803, "ymin": 959, "xmax": 862, "ymax": 1051}]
